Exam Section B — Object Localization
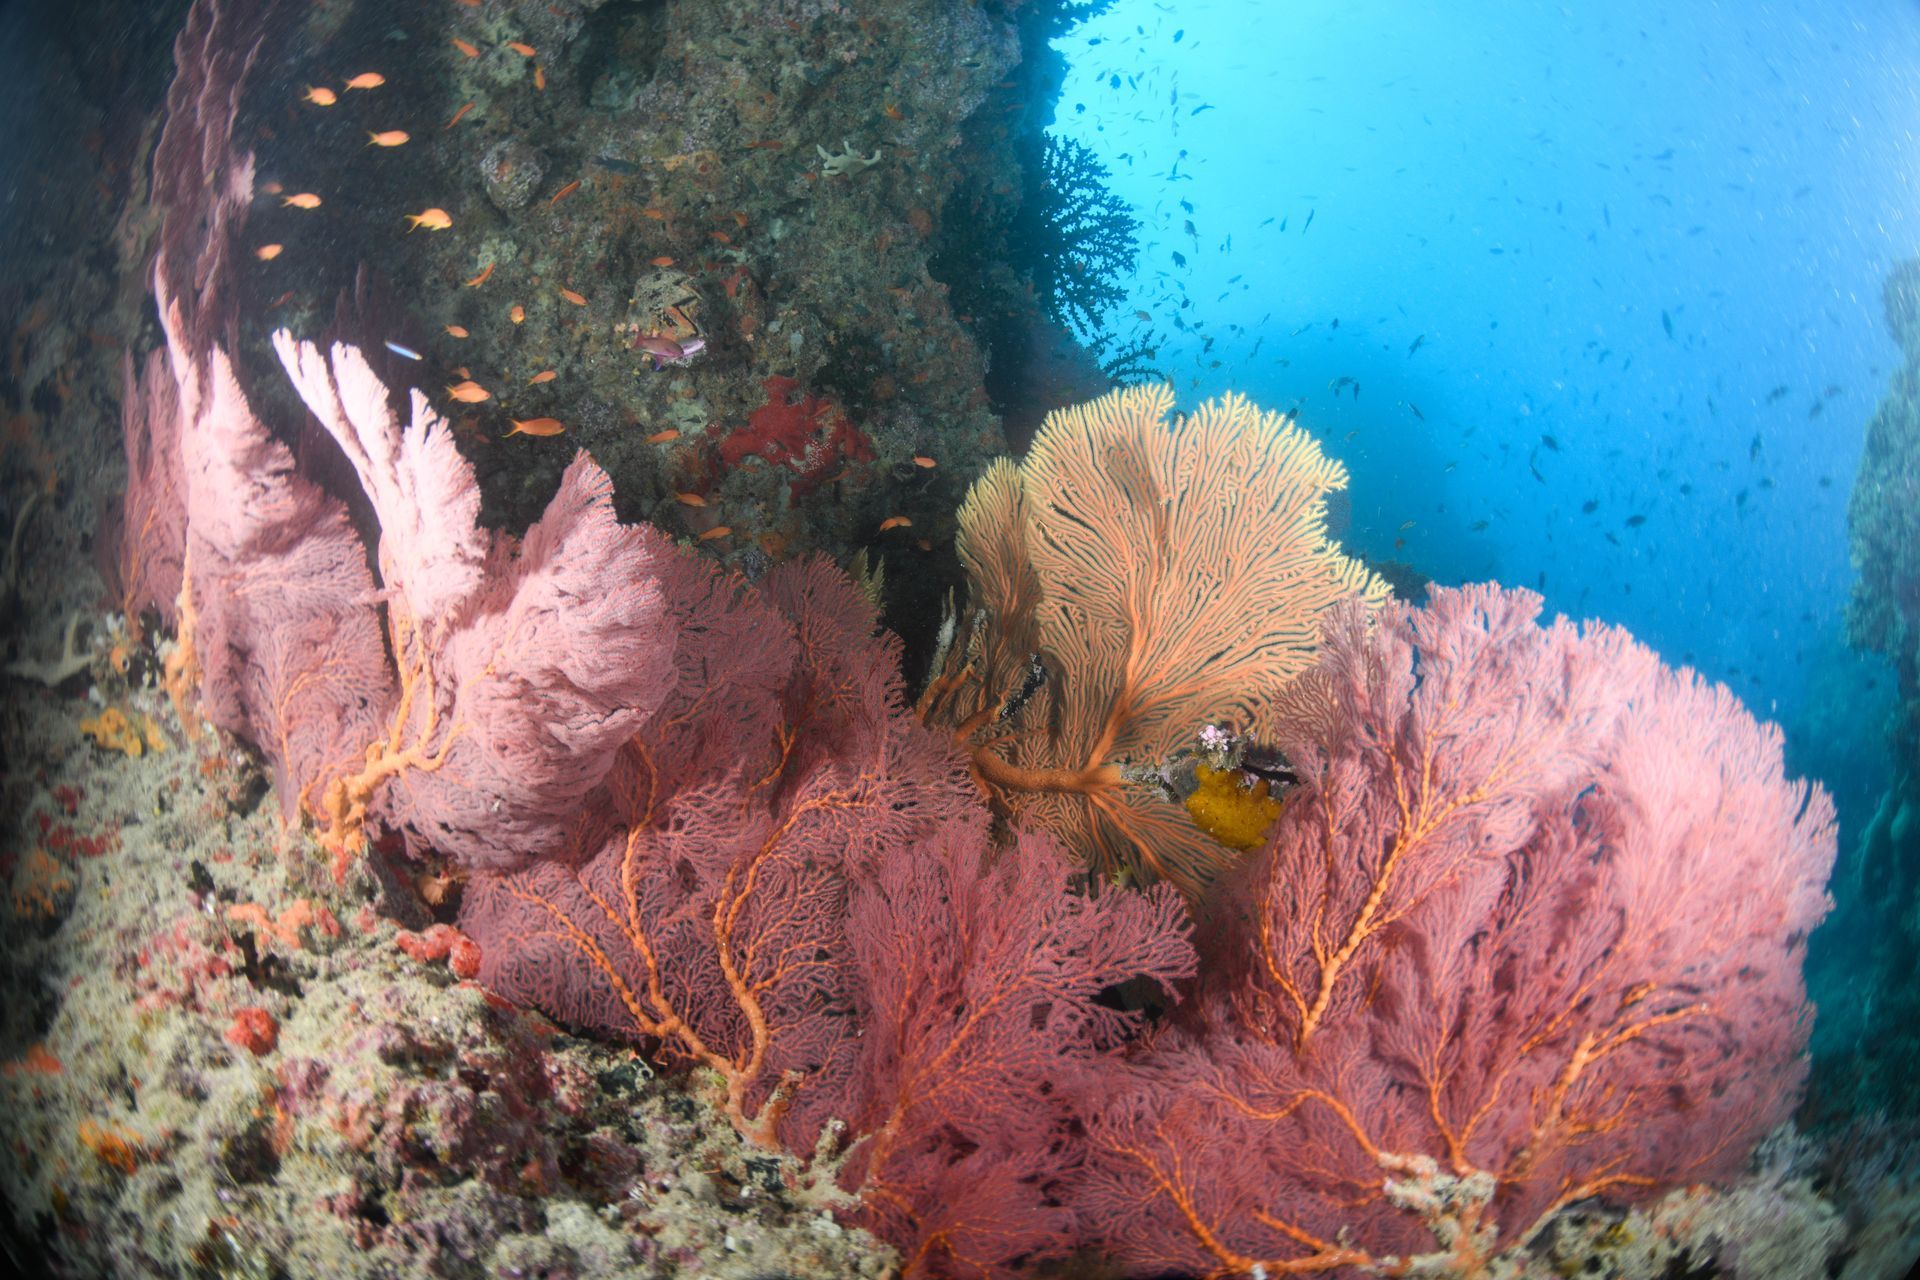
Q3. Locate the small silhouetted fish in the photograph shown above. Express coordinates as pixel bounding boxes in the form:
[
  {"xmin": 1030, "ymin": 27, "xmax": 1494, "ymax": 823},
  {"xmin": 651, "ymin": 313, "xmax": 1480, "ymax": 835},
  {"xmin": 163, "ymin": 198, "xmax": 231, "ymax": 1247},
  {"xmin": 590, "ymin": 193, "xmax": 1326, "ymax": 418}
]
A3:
[
  {"xmin": 1582, "ymin": 498, "xmax": 1599, "ymax": 514},
  {"xmin": 1184, "ymin": 219, "xmax": 1197, "ymax": 237},
  {"xmin": 1408, "ymin": 402, "xmax": 1424, "ymax": 420},
  {"xmin": 1625, "ymin": 514, "xmax": 1647, "ymax": 527},
  {"xmin": 1652, "ymin": 148, "xmax": 1674, "ymax": 160},
  {"xmin": 1808, "ymin": 401, "xmax": 1823, "ymax": 419},
  {"xmin": 1661, "ymin": 310, "xmax": 1674, "ymax": 338},
  {"xmin": 1824, "ymin": 383, "xmax": 1842, "ymax": 398},
  {"xmin": 1180, "ymin": 198, "xmax": 1194, "ymax": 214},
  {"xmin": 1173, "ymin": 28, "xmax": 1184, "ymax": 41},
  {"xmin": 1303, "ymin": 209, "xmax": 1315, "ymax": 233},
  {"xmin": 1172, "ymin": 250, "xmax": 1187, "ymax": 267},
  {"xmin": 1191, "ymin": 104, "xmax": 1213, "ymax": 115},
  {"xmin": 1765, "ymin": 385, "xmax": 1790, "ymax": 402},
  {"xmin": 1408, "ymin": 333, "xmax": 1425, "ymax": 355},
  {"xmin": 1530, "ymin": 460, "xmax": 1546, "ymax": 483},
  {"xmin": 1540, "ymin": 433, "xmax": 1560, "ymax": 452},
  {"xmin": 1259, "ymin": 215, "xmax": 1275, "ymax": 227},
  {"xmin": 1471, "ymin": 519, "xmax": 1490, "ymax": 532},
  {"xmin": 1679, "ymin": 482, "xmax": 1693, "ymax": 496},
  {"xmin": 1290, "ymin": 323, "xmax": 1314, "ymax": 336},
  {"xmin": 1818, "ymin": 475, "xmax": 1833, "ymax": 488},
  {"xmin": 1605, "ymin": 532, "xmax": 1620, "ymax": 546},
  {"xmin": 1750, "ymin": 434, "xmax": 1762, "ymax": 461}
]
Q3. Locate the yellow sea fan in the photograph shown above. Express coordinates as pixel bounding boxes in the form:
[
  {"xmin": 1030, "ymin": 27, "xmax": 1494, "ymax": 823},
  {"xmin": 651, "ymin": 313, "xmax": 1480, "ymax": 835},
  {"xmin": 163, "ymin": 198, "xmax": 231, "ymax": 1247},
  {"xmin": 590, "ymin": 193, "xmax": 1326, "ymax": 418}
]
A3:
[{"xmin": 939, "ymin": 384, "xmax": 1384, "ymax": 898}]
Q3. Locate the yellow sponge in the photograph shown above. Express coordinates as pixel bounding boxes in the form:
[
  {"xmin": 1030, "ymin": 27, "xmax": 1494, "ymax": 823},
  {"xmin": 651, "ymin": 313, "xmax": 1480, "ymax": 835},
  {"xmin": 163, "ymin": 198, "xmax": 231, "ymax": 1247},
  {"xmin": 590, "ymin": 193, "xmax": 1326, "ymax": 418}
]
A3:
[{"xmin": 1184, "ymin": 763, "xmax": 1285, "ymax": 851}]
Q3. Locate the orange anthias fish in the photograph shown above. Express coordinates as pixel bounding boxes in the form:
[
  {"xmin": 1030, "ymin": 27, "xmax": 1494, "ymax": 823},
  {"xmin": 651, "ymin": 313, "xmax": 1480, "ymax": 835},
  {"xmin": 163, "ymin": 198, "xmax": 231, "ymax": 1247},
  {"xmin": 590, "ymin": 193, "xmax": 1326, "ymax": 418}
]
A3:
[
  {"xmin": 509, "ymin": 304, "xmax": 526, "ymax": 324},
  {"xmin": 533, "ymin": 64, "xmax": 546, "ymax": 91},
  {"xmin": 547, "ymin": 179, "xmax": 581, "ymax": 206},
  {"xmin": 367, "ymin": 130, "xmax": 410, "ymax": 147},
  {"xmin": 912, "ymin": 455, "xmax": 937, "ymax": 468},
  {"xmin": 464, "ymin": 262, "xmax": 494, "ymax": 288},
  {"xmin": 302, "ymin": 86, "xmax": 337, "ymax": 106},
  {"xmin": 343, "ymin": 72, "xmax": 385, "ymax": 90},
  {"xmin": 255, "ymin": 244, "xmax": 283, "ymax": 261},
  {"xmin": 445, "ymin": 101, "xmax": 476, "ymax": 129},
  {"xmin": 645, "ymin": 428, "xmax": 679, "ymax": 444},
  {"xmin": 527, "ymin": 369, "xmax": 557, "ymax": 385},
  {"xmin": 445, "ymin": 325, "xmax": 469, "ymax": 338},
  {"xmin": 404, "ymin": 207, "xmax": 453, "ymax": 231},
  {"xmin": 507, "ymin": 41, "xmax": 537, "ymax": 57},
  {"xmin": 878, "ymin": 515, "xmax": 913, "ymax": 532},
  {"xmin": 558, "ymin": 288, "xmax": 587, "ymax": 306},
  {"xmin": 451, "ymin": 37, "xmax": 481, "ymax": 59},
  {"xmin": 675, "ymin": 492, "xmax": 707, "ymax": 507},
  {"xmin": 445, "ymin": 380, "xmax": 490, "ymax": 403},
  {"xmin": 506, "ymin": 417, "xmax": 564, "ymax": 437},
  {"xmin": 697, "ymin": 526, "xmax": 731, "ymax": 541},
  {"xmin": 648, "ymin": 256, "xmax": 675, "ymax": 268},
  {"xmin": 283, "ymin": 193, "xmax": 323, "ymax": 209}
]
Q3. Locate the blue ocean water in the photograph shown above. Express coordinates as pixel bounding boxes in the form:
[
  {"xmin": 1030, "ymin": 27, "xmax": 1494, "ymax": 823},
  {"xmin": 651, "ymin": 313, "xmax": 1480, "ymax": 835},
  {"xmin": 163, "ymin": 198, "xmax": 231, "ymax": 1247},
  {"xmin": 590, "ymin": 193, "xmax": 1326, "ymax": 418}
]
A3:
[{"xmin": 1049, "ymin": 0, "xmax": 1917, "ymax": 811}]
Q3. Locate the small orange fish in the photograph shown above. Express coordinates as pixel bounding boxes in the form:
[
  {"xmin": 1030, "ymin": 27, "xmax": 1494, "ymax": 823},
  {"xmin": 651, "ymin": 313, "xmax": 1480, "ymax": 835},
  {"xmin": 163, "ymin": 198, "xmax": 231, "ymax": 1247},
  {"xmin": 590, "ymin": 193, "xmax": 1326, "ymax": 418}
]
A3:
[
  {"xmin": 507, "ymin": 41, "xmax": 537, "ymax": 57},
  {"xmin": 697, "ymin": 526, "xmax": 732, "ymax": 542},
  {"xmin": 268, "ymin": 290, "xmax": 295, "ymax": 308},
  {"xmin": 884, "ymin": 103, "xmax": 903, "ymax": 121},
  {"xmin": 445, "ymin": 101, "xmax": 476, "ymax": 129},
  {"xmin": 445, "ymin": 380, "xmax": 491, "ymax": 403},
  {"xmin": 506, "ymin": 417, "xmax": 565, "ymax": 437},
  {"xmin": 367, "ymin": 130, "xmax": 410, "ymax": 147},
  {"xmin": 343, "ymin": 72, "xmax": 385, "ymax": 90},
  {"xmin": 283, "ymin": 192, "xmax": 323, "ymax": 209},
  {"xmin": 533, "ymin": 63, "xmax": 545, "ymax": 91},
  {"xmin": 510, "ymin": 304, "xmax": 526, "ymax": 324},
  {"xmin": 878, "ymin": 515, "xmax": 913, "ymax": 533},
  {"xmin": 912, "ymin": 455, "xmax": 937, "ymax": 468},
  {"xmin": 260, "ymin": 180, "xmax": 283, "ymax": 195},
  {"xmin": 527, "ymin": 369, "xmax": 557, "ymax": 385},
  {"xmin": 548, "ymin": 179, "xmax": 581, "ymax": 206},
  {"xmin": 464, "ymin": 262, "xmax": 495, "ymax": 287},
  {"xmin": 648, "ymin": 256, "xmax": 675, "ymax": 268},
  {"xmin": 917, "ymin": 538, "xmax": 932, "ymax": 551},
  {"xmin": 445, "ymin": 324, "xmax": 469, "ymax": 338},
  {"xmin": 255, "ymin": 243, "xmax": 284, "ymax": 261},
  {"xmin": 642, "ymin": 207, "xmax": 666, "ymax": 220},
  {"xmin": 709, "ymin": 230, "xmax": 732, "ymax": 244},
  {"xmin": 675, "ymin": 492, "xmax": 708, "ymax": 507},
  {"xmin": 645, "ymin": 429, "xmax": 680, "ymax": 444},
  {"xmin": 302, "ymin": 86, "xmax": 337, "ymax": 106},
  {"xmin": 404, "ymin": 207, "xmax": 452, "ymax": 231},
  {"xmin": 558, "ymin": 288, "xmax": 587, "ymax": 306},
  {"xmin": 451, "ymin": 37, "xmax": 480, "ymax": 58},
  {"xmin": 454, "ymin": 366, "xmax": 472, "ymax": 378}
]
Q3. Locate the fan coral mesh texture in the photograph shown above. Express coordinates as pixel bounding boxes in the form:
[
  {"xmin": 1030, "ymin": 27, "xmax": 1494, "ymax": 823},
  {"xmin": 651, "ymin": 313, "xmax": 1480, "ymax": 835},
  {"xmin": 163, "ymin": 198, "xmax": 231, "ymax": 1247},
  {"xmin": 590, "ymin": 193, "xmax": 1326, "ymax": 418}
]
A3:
[{"xmin": 1075, "ymin": 584, "xmax": 1836, "ymax": 1277}]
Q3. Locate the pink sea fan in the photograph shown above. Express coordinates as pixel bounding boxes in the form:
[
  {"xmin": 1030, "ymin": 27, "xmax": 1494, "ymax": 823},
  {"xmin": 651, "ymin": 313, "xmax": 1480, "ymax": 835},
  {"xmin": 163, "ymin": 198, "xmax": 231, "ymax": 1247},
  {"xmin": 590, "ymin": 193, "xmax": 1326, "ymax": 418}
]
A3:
[
  {"xmin": 460, "ymin": 558, "xmax": 979, "ymax": 1146},
  {"xmin": 272, "ymin": 334, "xmax": 685, "ymax": 873},
  {"xmin": 1076, "ymin": 584, "xmax": 1836, "ymax": 1277},
  {"xmin": 156, "ymin": 280, "xmax": 393, "ymax": 826},
  {"xmin": 117, "ymin": 345, "xmax": 187, "ymax": 632}
]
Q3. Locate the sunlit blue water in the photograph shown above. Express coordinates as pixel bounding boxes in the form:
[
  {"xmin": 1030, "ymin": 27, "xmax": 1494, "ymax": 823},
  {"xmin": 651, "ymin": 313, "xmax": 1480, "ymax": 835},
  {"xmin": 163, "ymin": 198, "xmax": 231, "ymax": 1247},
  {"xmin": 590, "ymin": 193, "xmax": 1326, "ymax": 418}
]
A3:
[{"xmin": 1050, "ymin": 0, "xmax": 1919, "ymax": 789}]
